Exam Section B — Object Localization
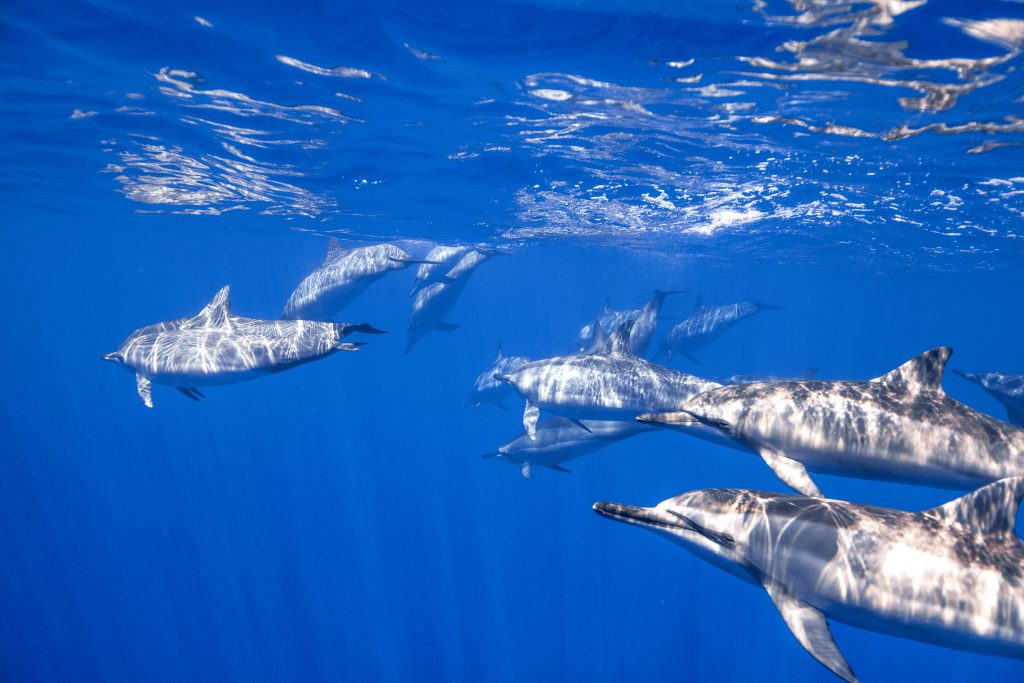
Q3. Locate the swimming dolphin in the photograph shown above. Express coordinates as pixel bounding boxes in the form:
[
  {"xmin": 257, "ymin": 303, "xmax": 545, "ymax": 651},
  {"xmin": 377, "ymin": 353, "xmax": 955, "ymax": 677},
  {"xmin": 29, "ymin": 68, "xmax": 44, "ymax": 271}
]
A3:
[
  {"xmin": 468, "ymin": 344, "xmax": 530, "ymax": 410},
  {"xmin": 483, "ymin": 418, "xmax": 655, "ymax": 479},
  {"xmin": 405, "ymin": 248, "xmax": 502, "ymax": 354},
  {"xmin": 639, "ymin": 347, "xmax": 1024, "ymax": 497},
  {"xmin": 104, "ymin": 285, "xmax": 382, "ymax": 407},
  {"xmin": 594, "ymin": 477, "xmax": 1024, "ymax": 682},
  {"xmin": 955, "ymin": 370, "xmax": 1024, "ymax": 427},
  {"xmin": 410, "ymin": 244, "xmax": 470, "ymax": 293},
  {"xmin": 657, "ymin": 297, "xmax": 779, "ymax": 363},
  {"xmin": 575, "ymin": 290, "xmax": 679, "ymax": 356},
  {"xmin": 497, "ymin": 321, "xmax": 721, "ymax": 439},
  {"xmin": 282, "ymin": 239, "xmax": 435, "ymax": 320}
]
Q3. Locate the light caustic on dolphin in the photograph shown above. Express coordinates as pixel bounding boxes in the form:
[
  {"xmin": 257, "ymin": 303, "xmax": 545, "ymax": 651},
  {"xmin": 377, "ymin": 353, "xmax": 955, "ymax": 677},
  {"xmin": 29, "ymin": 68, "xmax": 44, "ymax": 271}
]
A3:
[
  {"xmin": 282, "ymin": 238, "xmax": 438, "ymax": 321},
  {"xmin": 640, "ymin": 347, "xmax": 1024, "ymax": 496},
  {"xmin": 575, "ymin": 289, "xmax": 680, "ymax": 357},
  {"xmin": 657, "ymin": 297, "xmax": 780, "ymax": 363},
  {"xmin": 496, "ymin": 320, "xmax": 721, "ymax": 439},
  {"xmin": 104, "ymin": 285, "xmax": 383, "ymax": 407},
  {"xmin": 595, "ymin": 477, "xmax": 1024, "ymax": 682}
]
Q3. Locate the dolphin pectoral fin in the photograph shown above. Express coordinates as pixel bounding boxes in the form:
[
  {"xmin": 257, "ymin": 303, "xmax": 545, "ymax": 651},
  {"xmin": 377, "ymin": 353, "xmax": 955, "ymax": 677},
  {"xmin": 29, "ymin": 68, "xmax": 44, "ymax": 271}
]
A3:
[
  {"xmin": 135, "ymin": 374, "xmax": 153, "ymax": 408},
  {"xmin": 523, "ymin": 401, "xmax": 540, "ymax": 440},
  {"xmin": 436, "ymin": 322, "xmax": 460, "ymax": 332},
  {"xmin": 177, "ymin": 387, "xmax": 200, "ymax": 401},
  {"xmin": 546, "ymin": 464, "xmax": 571, "ymax": 473},
  {"xmin": 568, "ymin": 418, "xmax": 592, "ymax": 433},
  {"xmin": 765, "ymin": 582, "xmax": 858, "ymax": 683},
  {"xmin": 760, "ymin": 448, "xmax": 822, "ymax": 497},
  {"xmin": 520, "ymin": 462, "xmax": 533, "ymax": 480}
]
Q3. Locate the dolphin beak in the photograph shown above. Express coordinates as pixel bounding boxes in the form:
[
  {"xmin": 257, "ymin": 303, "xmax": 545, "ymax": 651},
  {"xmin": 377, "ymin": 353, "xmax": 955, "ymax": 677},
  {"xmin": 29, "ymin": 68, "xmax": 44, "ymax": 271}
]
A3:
[
  {"xmin": 952, "ymin": 369, "xmax": 977, "ymax": 382},
  {"xmin": 637, "ymin": 410, "xmax": 699, "ymax": 426},
  {"xmin": 594, "ymin": 502, "xmax": 685, "ymax": 531},
  {"xmin": 101, "ymin": 352, "xmax": 119, "ymax": 362},
  {"xmin": 493, "ymin": 373, "xmax": 512, "ymax": 385}
]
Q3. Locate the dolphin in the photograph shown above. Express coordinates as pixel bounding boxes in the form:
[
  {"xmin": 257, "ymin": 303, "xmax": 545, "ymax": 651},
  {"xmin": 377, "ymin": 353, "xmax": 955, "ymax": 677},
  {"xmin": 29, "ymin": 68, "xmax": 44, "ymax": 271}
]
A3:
[
  {"xmin": 468, "ymin": 344, "xmax": 530, "ymax": 410},
  {"xmin": 405, "ymin": 248, "xmax": 502, "ymax": 354},
  {"xmin": 575, "ymin": 290, "xmax": 679, "ymax": 356},
  {"xmin": 104, "ymin": 285, "xmax": 383, "ymax": 407},
  {"xmin": 497, "ymin": 321, "xmax": 721, "ymax": 439},
  {"xmin": 657, "ymin": 297, "xmax": 779, "ymax": 363},
  {"xmin": 955, "ymin": 369, "xmax": 1024, "ymax": 427},
  {"xmin": 483, "ymin": 417, "xmax": 655, "ymax": 480},
  {"xmin": 715, "ymin": 367, "xmax": 819, "ymax": 385},
  {"xmin": 639, "ymin": 347, "xmax": 1024, "ymax": 497},
  {"xmin": 282, "ymin": 239, "xmax": 435, "ymax": 320},
  {"xmin": 594, "ymin": 478, "xmax": 1024, "ymax": 682},
  {"xmin": 410, "ymin": 244, "xmax": 470, "ymax": 293}
]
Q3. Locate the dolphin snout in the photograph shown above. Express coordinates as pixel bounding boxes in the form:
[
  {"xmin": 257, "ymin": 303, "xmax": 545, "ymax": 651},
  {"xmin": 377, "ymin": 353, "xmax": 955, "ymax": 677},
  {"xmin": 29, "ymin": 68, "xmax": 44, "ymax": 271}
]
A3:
[
  {"xmin": 101, "ymin": 352, "xmax": 119, "ymax": 362},
  {"xmin": 493, "ymin": 373, "xmax": 512, "ymax": 385},
  {"xmin": 637, "ymin": 410, "xmax": 699, "ymax": 426}
]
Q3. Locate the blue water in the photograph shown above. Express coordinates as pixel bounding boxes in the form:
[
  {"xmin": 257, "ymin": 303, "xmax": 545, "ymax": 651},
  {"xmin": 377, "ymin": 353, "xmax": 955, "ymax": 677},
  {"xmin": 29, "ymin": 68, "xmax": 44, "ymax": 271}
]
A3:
[{"xmin": 4, "ymin": 0, "xmax": 1024, "ymax": 681}]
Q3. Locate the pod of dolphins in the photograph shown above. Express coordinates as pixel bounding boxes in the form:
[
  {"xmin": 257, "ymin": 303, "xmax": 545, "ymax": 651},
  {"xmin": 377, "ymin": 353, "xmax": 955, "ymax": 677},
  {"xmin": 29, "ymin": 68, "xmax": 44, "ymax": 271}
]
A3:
[{"xmin": 104, "ymin": 241, "xmax": 1024, "ymax": 681}]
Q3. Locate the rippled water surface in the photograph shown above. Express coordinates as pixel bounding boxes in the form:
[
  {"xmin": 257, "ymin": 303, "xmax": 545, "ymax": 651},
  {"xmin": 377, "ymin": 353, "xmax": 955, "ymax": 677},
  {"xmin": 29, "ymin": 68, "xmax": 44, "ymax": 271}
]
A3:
[{"xmin": 3, "ymin": 1, "xmax": 1024, "ymax": 682}]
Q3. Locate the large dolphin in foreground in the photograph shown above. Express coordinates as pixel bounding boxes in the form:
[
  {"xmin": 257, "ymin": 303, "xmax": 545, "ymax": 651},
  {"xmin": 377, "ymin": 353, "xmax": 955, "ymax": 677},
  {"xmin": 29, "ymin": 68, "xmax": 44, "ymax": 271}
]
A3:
[
  {"xmin": 105, "ymin": 286, "xmax": 382, "ymax": 407},
  {"xmin": 657, "ymin": 297, "xmax": 778, "ymax": 363},
  {"xmin": 640, "ymin": 347, "xmax": 1024, "ymax": 497},
  {"xmin": 283, "ymin": 239, "xmax": 434, "ymax": 320},
  {"xmin": 405, "ymin": 248, "xmax": 502, "ymax": 354},
  {"xmin": 468, "ymin": 344, "xmax": 530, "ymax": 410},
  {"xmin": 955, "ymin": 369, "xmax": 1024, "ymax": 427},
  {"xmin": 595, "ymin": 478, "xmax": 1024, "ymax": 682},
  {"xmin": 575, "ymin": 290, "xmax": 679, "ymax": 356},
  {"xmin": 483, "ymin": 418, "xmax": 655, "ymax": 479},
  {"xmin": 497, "ymin": 321, "xmax": 721, "ymax": 439}
]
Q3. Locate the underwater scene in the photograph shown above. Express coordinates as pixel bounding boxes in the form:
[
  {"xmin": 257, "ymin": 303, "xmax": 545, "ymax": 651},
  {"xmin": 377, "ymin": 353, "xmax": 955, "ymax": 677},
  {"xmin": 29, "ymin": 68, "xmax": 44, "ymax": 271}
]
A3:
[{"xmin": 4, "ymin": 0, "xmax": 1024, "ymax": 681}]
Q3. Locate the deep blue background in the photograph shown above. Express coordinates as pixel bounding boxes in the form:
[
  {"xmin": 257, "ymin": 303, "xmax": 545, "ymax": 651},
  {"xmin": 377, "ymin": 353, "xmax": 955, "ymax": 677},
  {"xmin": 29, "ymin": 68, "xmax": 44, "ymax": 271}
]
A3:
[{"xmin": 3, "ymin": 0, "xmax": 1024, "ymax": 681}]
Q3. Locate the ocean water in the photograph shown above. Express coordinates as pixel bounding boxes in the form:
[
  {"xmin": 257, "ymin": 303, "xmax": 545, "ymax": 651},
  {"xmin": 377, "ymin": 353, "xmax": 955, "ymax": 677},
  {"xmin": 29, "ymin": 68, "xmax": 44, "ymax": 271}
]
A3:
[{"xmin": 3, "ymin": 0, "xmax": 1024, "ymax": 681}]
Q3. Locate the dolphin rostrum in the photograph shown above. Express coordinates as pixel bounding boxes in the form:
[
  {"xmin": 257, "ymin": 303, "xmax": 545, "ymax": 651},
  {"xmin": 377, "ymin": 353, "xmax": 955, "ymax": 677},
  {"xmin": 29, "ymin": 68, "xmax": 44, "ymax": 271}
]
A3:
[
  {"xmin": 657, "ymin": 297, "xmax": 778, "ymax": 363},
  {"xmin": 576, "ymin": 290, "xmax": 679, "ymax": 356},
  {"xmin": 497, "ymin": 321, "xmax": 720, "ymax": 439},
  {"xmin": 282, "ymin": 239, "xmax": 435, "ymax": 320},
  {"xmin": 405, "ymin": 248, "xmax": 502, "ymax": 354},
  {"xmin": 640, "ymin": 347, "xmax": 1024, "ymax": 497},
  {"xmin": 595, "ymin": 478, "xmax": 1024, "ymax": 682},
  {"xmin": 469, "ymin": 344, "xmax": 530, "ymax": 410},
  {"xmin": 484, "ymin": 417, "xmax": 655, "ymax": 480},
  {"xmin": 105, "ymin": 285, "xmax": 382, "ymax": 407},
  {"xmin": 955, "ymin": 369, "xmax": 1024, "ymax": 427}
]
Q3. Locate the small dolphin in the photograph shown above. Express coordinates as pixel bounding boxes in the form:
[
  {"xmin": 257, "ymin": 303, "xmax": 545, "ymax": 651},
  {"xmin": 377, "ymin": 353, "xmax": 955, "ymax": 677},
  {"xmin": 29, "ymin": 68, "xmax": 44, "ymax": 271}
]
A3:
[
  {"xmin": 410, "ymin": 244, "xmax": 470, "ymax": 293},
  {"xmin": 595, "ymin": 478, "xmax": 1024, "ymax": 682},
  {"xmin": 405, "ymin": 248, "xmax": 502, "ymax": 354},
  {"xmin": 484, "ymin": 417, "xmax": 655, "ymax": 479},
  {"xmin": 105, "ymin": 285, "xmax": 382, "ymax": 407},
  {"xmin": 657, "ymin": 297, "xmax": 779, "ymax": 363},
  {"xmin": 468, "ymin": 344, "xmax": 530, "ymax": 410},
  {"xmin": 955, "ymin": 369, "xmax": 1024, "ymax": 427},
  {"xmin": 497, "ymin": 321, "xmax": 721, "ymax": 439},
  {"xmin": 576, "ymin": 290, "xmax": 679, "ymax": 356},
  {"xmin": 283, "ymin": 239, "xmax": 435, "ymax": 320},
  {"xmin": 640, "ymin": 347, "xmax": 1024, "ymax": 497}
]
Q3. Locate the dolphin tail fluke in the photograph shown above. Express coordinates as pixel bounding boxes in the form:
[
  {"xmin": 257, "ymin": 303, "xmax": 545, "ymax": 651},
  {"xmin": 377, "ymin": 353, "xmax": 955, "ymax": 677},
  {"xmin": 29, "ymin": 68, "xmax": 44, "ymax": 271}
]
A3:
[
  {"xmin": 765, "ymin": 582, "xmax": 858, "ymax": 683},
  {"xmin": 760, "ymin": 448, "xmax": 822, "ymax": 497},
  {"xmin": 135, "ymin": 373, "xmax": 153, "ymax": 408}
]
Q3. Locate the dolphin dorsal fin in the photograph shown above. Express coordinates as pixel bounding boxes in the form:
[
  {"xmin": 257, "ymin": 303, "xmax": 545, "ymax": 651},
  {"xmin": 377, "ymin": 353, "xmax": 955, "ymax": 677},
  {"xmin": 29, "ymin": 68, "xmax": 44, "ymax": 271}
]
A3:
[
  {"xmin": 871, "ymin": 347, "xmax": 951, "ymax": 394},
  {"xmin": 923, "ymin": 477, "xmax": 1024, "ymax": 537},
  {"xmin": 324, "ymin": 237, "xmax": 345, "ymax": 263},
  {"xmin": 197, "ymin": 285, "xmax": 232, "ymax": 327},
  {"xmin": 594, "ymin": 320, "xmax": 635, "ymax": 357}
]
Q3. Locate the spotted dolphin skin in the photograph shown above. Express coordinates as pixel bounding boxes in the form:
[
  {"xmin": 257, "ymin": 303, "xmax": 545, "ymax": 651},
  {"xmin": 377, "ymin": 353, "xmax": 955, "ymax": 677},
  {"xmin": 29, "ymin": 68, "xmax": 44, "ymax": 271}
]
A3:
[
  {"xmin": 405, "ymin": 248, "xmax": 503, "ymax": 354},
  {"xmin": 595, "ymin": 478, "xmax": 1024, "ymax": 682},
  {"xmin": 640, "ymin": 347, "xmax": 1024, "ymax": 497},
  {"xmin": 484, "ymin": 417, "xmax": 655, "ymax": 479},
  {"xmin": 575, "ymin": 290, "xmax": 679, "ymax": 356},
  {"xmin": 657, "ymin": 297, "xmax": 779, "ymax": 363},
  {"xmin": 497, "ymin": 321, "xmax": 721, "ymax": 439},
  {"xmin": 955, "ymin": 369, "xmax": 1024, "ymax": 427},
  {"xmin": 104, "ymin": 285, "xmax": 383, "ymax": 407},
  {"xmin": 468, "ymin": 344, "xmax": 530, "ymax": 410},
  {"xmin": 282, "ymin": 239, "xmax": 433, "ymax": 320}
]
